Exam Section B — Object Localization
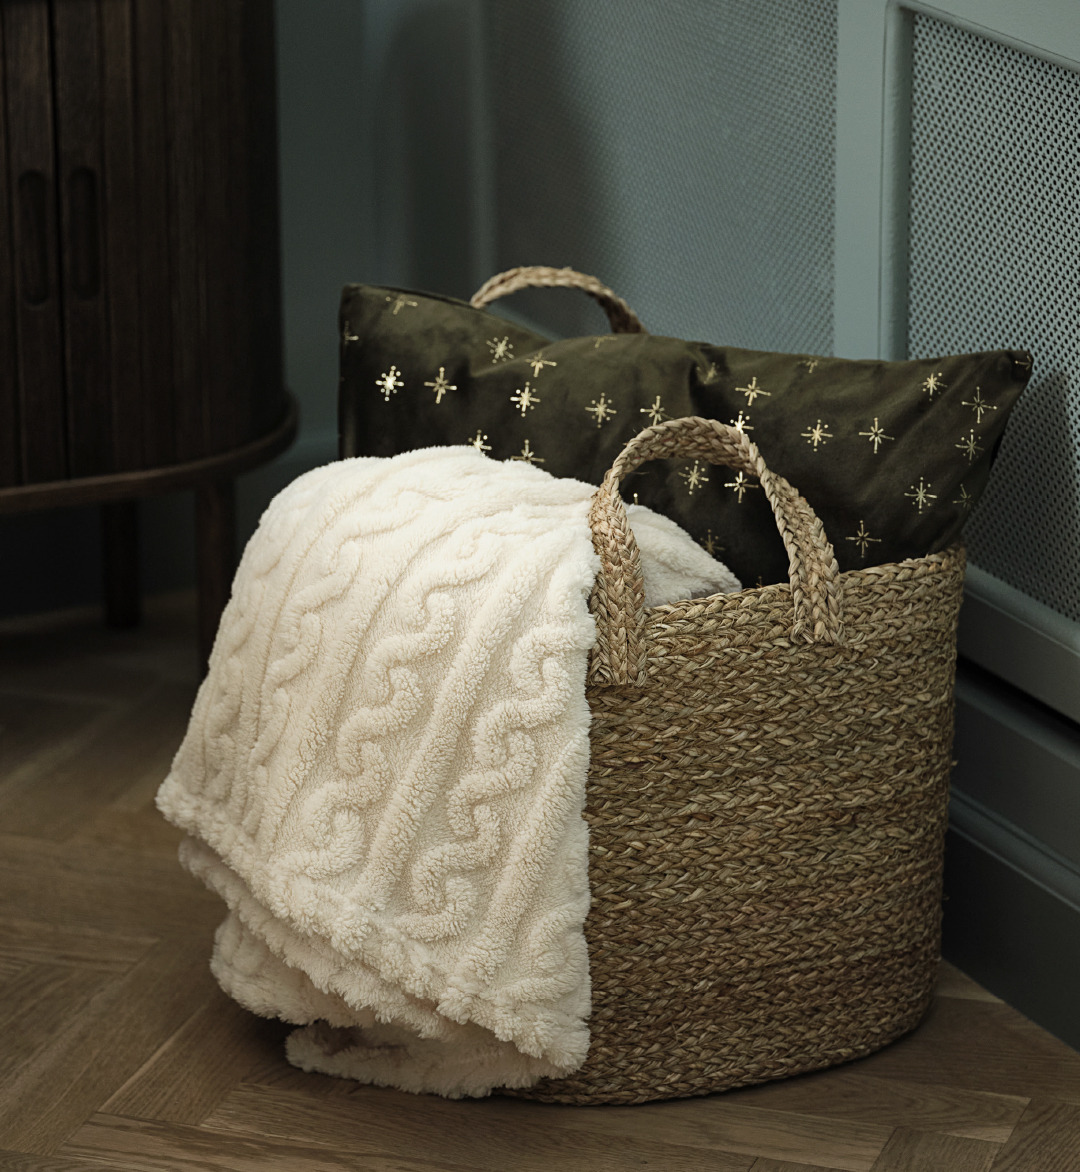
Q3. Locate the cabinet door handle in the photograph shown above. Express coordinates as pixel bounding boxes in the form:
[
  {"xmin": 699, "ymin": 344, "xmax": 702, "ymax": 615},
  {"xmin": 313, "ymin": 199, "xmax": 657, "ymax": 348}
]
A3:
[
  {"xmin": 17, "ymin": 170, "xmax": 50, "ymax": 306},
  {"xmin": 67, "ymin": 166, "xmax": 101, "ymax": 299}
]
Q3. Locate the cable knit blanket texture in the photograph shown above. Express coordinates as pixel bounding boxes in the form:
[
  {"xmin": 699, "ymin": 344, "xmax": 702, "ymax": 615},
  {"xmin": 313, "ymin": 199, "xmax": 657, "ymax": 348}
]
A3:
[{"xmin": 157, "ymin": 446, "xmax": 739, "ymax": 1097}]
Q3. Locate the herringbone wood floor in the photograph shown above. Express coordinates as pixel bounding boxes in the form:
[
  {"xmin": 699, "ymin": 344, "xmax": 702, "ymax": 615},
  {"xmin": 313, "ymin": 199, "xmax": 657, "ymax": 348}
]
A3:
[{"xmin": 2, "ymin": 591, "xmax": 1079, "ymax": 1171}]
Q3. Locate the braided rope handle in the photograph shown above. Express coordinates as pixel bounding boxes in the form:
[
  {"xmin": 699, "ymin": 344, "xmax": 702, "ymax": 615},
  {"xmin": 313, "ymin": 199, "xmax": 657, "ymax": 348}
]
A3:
[
  {"xmin": 470, "ymin": 266, "xmax": 647, "ymax": 335},
  {"xmin": 589, "ymin": 417, "xmax": 844, "ymax": 687}
]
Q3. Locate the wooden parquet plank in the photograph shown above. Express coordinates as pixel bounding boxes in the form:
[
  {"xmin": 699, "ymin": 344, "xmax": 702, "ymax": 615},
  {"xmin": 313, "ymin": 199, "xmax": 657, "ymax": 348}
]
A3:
[
  {"xmin": 721, "ymin": 1068, "xmax": 1027, "ymax": 1143},
  {"xmin": 0, "ymin": 693, "xmax": 105, "ymax": 789},
  {"xmin": 240, "ymin": 1048, "xmax": 359, "ymax": 1100},
  {"xmin": 989, "ymin": 1100, "xmax": 1080, "ymax": 1170},
  {"xmin": 935, "ymin": 961, "xmax": 1002, "ymax": 1003},
  {"xmin": 205, "ymin": 1083, "xmax": 876, "ymax": 1171},
  {"xmin": 0, "ymin": 937, "xmax": 221, "ymax": 1155},
  {"xmin": 0, "ymin": 1151, "xmax": 117, "ymax": 1171},
  {"xmin": 64, "ymin": 1110, "xmax": 751, "ymax": 1172},
  {"xmin": 0, "ymin": 917, "xmax": 155, "ymax": 973},
  {"xmin": 839, "ymin": 994, "xmax": 1080, "ymax": 1105},
  {"xmin": 0, "ymin": 593, "xmax": 199, "ymax": 703},
  {"xmin": 103, "ymin": 997, "xmax": 290, "ymax": 1125},
  {"xmin": 750, "ymin": 1162, "xmax": 848, "ymax": 1172},
  {"xmin": 0, "ymin": 955, "xmax": 26, "ymax": 983},
  {"xmin": 0, "ymin": 834, "xmax": 223, "ymax": 936},
  {"xmin": 869, "ymin": 1127, "xmax": 1000, "ymax": 1170},
  {"xmin": 0, "ymin": 684, "xmax": 194, "ymax": 842},
  {"xmin": 0, "ymin": 964, "xmax": 107, "ymax": 1080}
]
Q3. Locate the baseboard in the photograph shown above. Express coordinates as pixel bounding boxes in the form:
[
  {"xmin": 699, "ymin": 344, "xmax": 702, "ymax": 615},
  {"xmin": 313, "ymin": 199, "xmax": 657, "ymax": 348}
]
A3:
[{"xmin": 942, "ymin": 822, "xmax": 1080, "ymax": 1052}]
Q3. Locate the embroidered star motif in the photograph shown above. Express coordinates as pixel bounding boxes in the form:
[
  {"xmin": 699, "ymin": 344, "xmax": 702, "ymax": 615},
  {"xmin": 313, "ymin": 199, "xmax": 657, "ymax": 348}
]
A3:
[
  {"xmin": 702, "ymin": 529, "xmax": 724, "ymax": 557},
  {"xmin": 954, "ymin": 484, "xmax": 974, "ymax": 510},
  {"xmin": 905, "ymin": 477, "xmax": 937, "ymax": 513},
  {"xmin": 955, "ymin": 429, "xmax": 983, "ymax": 463},
  {"xmin": 423, "ymin": 366, "xmax": 456, "ymax": 405},
  {"xmin": 640, "ymin": 396, "xmax": 667, "ymax": 427},
  {"xmin": 679, "ymin": 460, "xmax": 709, "ymax": 495},
  {"xmin": 729, "ymin": 410, "xmax": 753, "ymax": 434},
  {"xmin": 801, "ymin": 419, "xmax": 833, "ymax": 449},
  {"xmin": 698, "ymin": 362, "xmax": 720, "ymax": 385},
  {"xmin": 513, "ymin": 439, "xmax": 544, "ymax": 465},
  {"xmin": 724, "ymin": 471, "xmax": 759, "ymax": 504},
  {"xmin": 585, "ymin": 394, "xmax": 617, "ymax": 427},
  {"xmin": 962, "ymin": 388, "xmax": 997, "ymax": 423},
  {"xmin": 527, "ymin": 352, "xmax": 557, "ymax": 377},
  {"xmin": 736, "ymin": 376, "xmax": 770, "ymax": 405},
  {"xmin": 846, "ymin": 520, "xmax": 881, "ymax": 559},
  {"xmin": 487, "ymin": 336, "xmax": 514, "ymax": 363},
  {"xmin": 510, "ymin": 382, "xmax": 540, "ymax": 415},
  {"xmin": 592, "ymin": 335, "xmax": 618, "ymax": 350},
  {"xmin": 385, "ymin": 294, "xmax": 418, "ymax": 315},
  {"xmin": 799, "ymin": 357, "xmax": 821, "ymax": 373},
  {"xmin": 922, "ymin": 372, "xmax": 946, "ymax": 399},
  {"xmin": 375, "ymin": 365, "xmax": 404, "ymax": 401},
  {"xmin": 468, "ymin": 430, "xmax": 491, "ymax": 453},
  {"xmin": 342, "ymin": 322, "xmax": 359, "ymax": 343},
  {"xmin": 858, "ymin": 417, "xmax": 894, "ymax": 454}
]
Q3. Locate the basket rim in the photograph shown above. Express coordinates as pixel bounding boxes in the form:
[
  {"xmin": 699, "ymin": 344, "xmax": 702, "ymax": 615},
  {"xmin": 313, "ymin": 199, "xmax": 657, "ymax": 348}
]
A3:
[{"xmin": 644, "ymin": 542, "xmax": 965, "ymax": 615}]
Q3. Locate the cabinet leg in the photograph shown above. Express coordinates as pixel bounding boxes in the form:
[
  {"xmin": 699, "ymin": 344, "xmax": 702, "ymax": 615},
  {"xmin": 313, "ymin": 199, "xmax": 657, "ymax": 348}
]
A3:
[
  {"xmin": 195, "ymin": 477, "xmax": 236, "ymax": 675},
  {"xmin": 101, "ymin": 499, "xmax": 141, "ymax": 629}
]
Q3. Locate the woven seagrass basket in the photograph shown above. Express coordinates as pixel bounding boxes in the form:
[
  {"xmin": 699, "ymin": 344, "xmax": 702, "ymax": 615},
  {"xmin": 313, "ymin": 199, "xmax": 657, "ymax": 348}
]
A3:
[{"xmin": 504, "ymin": 415, "xmax": 965, "ymax": 1105}]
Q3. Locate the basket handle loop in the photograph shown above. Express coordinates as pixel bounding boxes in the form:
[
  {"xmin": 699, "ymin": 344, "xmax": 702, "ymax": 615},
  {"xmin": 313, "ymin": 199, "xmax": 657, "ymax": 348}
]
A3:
[
  {"xmin": 589, "ymin": 416, "xmax": 844, "ymax": 687},
  {"xmin": 470, "ymin": 266, "xmax": 647, "ymax": 335}
]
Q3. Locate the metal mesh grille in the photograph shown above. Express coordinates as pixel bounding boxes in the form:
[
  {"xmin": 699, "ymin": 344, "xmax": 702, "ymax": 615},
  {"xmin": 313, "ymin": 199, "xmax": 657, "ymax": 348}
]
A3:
[
  {"xmin": 908, "ymin": 15, "xmax": 1080, "ymax": 622},
  {"xmin": 483, "ymin": 0, "xmax": 837, "ymax": 354}
]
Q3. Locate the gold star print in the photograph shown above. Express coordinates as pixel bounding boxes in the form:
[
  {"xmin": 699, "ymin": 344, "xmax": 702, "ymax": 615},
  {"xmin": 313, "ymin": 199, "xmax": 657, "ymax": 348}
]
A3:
[
  {"xmin": 730, "ymin": 410, "xmax": 753, "ymax": 434},
  {"xmin": 385, "ymin": 294, "xmax": 418, "ymax": 315},
  {"xmin": 487, "ymin": 336, "xmax": 514, "ymax": 363},
  {"xmin": 698, "ymin": 362, "xmax": 720, "ymax": 385},
  {"xmin": 905, "ymin": 477, "xmax": 937, "ymax": 513},
  {"xmin": 510, "ymin": 382, "xmax": 540, "ymax": 415},
  {"xmin": 527, "ymin": 352, "xmax": 557, "ymax": 377},
  {"xmin": 801, "ymin": 419, "xmax": 833, "ymax": 449},
  {"xmin": 799, "ymin": 357, "xmax": 821, "ymax": 373},
  {"xmin": 858, "ymin": 417, "xmax": 894, "ymax": 454},
  {"xmin": 585, "ymin": 394, "xmax": 617, "ymax": 427},
  {"xmin": 342, "ymin": 322, "xmax": 359, "ymax": 343},
  {"xmin": 375, "ymin": 365, "xmax": 404, "ymax": 401},
  {"xmin": 513, "ymin": 439, "xmax": 544, "ymax": 465},
  {"xmin": 640, "ymin": 396, "xmax": 667, "ymax": 427},
  {"xmin": 962, "ymin": 388, "xmax": 997, "ymax": 423},
  {"xmin": 922, "ymin": 372, "xmax": 946, "ymax": 399},
  {"xmin": 846, "ymin": 521, "xmax": 881, "ymax": 559},
  {"xmin": 679, "ymin": 461, "xmax": 709, "ymax": 495},
  {"xmin": 954, "ymin": 484, "xmax": 974, "ymax": 510},
  {"xmin": 703, "ymin": 529, "xmax": 724, "ymax": 556},
  {"xmin": 736, "ymin": 376, "xmax": 770, "ymax": 405},
  {"xmin": 592, "ymin": 335, "xmax": 618, "ymax": 350},
  {"xmin": 955, "ymin": 429, "xmax": 983, "ymax": 464},
  {"xmin": 468, "ymin": 430, "xmax": 492, "ymax": 454},
  {"xmin": 724, "ymin": 471, "xmax": 759, "ymax": 504},
  {"xmin": 423, "ymin": 366, "xmax": 456, "ymax": 405}
]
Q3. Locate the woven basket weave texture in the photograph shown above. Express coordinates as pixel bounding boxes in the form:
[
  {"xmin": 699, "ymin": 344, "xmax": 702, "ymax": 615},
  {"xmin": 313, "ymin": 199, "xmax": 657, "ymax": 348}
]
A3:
[{"xmin": 504, "ymin": 415, "xmax": 964, "ymax": 1105}]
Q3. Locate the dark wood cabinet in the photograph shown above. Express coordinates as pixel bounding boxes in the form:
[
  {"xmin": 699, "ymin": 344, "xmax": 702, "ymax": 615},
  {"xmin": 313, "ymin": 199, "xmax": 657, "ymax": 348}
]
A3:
[{"xmin": 0, "ymin": 0, "xmax": 297, "ymax": 664}]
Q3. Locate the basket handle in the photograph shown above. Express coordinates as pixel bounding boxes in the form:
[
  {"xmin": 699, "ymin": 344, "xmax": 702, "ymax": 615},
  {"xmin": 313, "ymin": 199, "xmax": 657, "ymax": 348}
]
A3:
[
  {"xmin": 589, "ymin": 416, "xmax": 844, "ymax": 687},
  {"xmin": 470, "ymin": 266, "xmax": 647, "ymax": 335}
]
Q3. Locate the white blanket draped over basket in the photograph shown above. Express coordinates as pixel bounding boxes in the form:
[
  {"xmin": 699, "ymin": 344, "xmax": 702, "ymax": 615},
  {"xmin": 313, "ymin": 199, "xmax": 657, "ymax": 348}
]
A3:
[{"xmin": 156, "ymin": 446, "xmax": 739, "ymax": 1097}]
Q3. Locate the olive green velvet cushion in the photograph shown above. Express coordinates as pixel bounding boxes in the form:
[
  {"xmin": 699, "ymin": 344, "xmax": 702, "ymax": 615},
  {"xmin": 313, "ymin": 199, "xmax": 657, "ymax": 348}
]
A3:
[{"xmin": 339, "ymin": 283, "xmax": 1032, "ymax": 586}]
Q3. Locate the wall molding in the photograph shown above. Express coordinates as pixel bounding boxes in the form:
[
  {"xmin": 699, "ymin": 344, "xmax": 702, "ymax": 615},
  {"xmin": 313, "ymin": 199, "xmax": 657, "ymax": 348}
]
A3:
[
  {"xmin": 960, "ymin": 563, "xmax": 1080, "ymax": 725},
  {"xmin": 949, "ymin": 788, "xmax": 1080, "ymax": 916}
]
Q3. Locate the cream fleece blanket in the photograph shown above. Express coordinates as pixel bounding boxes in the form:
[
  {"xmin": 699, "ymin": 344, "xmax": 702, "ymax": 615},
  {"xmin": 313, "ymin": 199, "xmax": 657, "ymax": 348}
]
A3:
[{"xmin": 157, "ymin": 446, "xmax": 739, "ymax": 1098}]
